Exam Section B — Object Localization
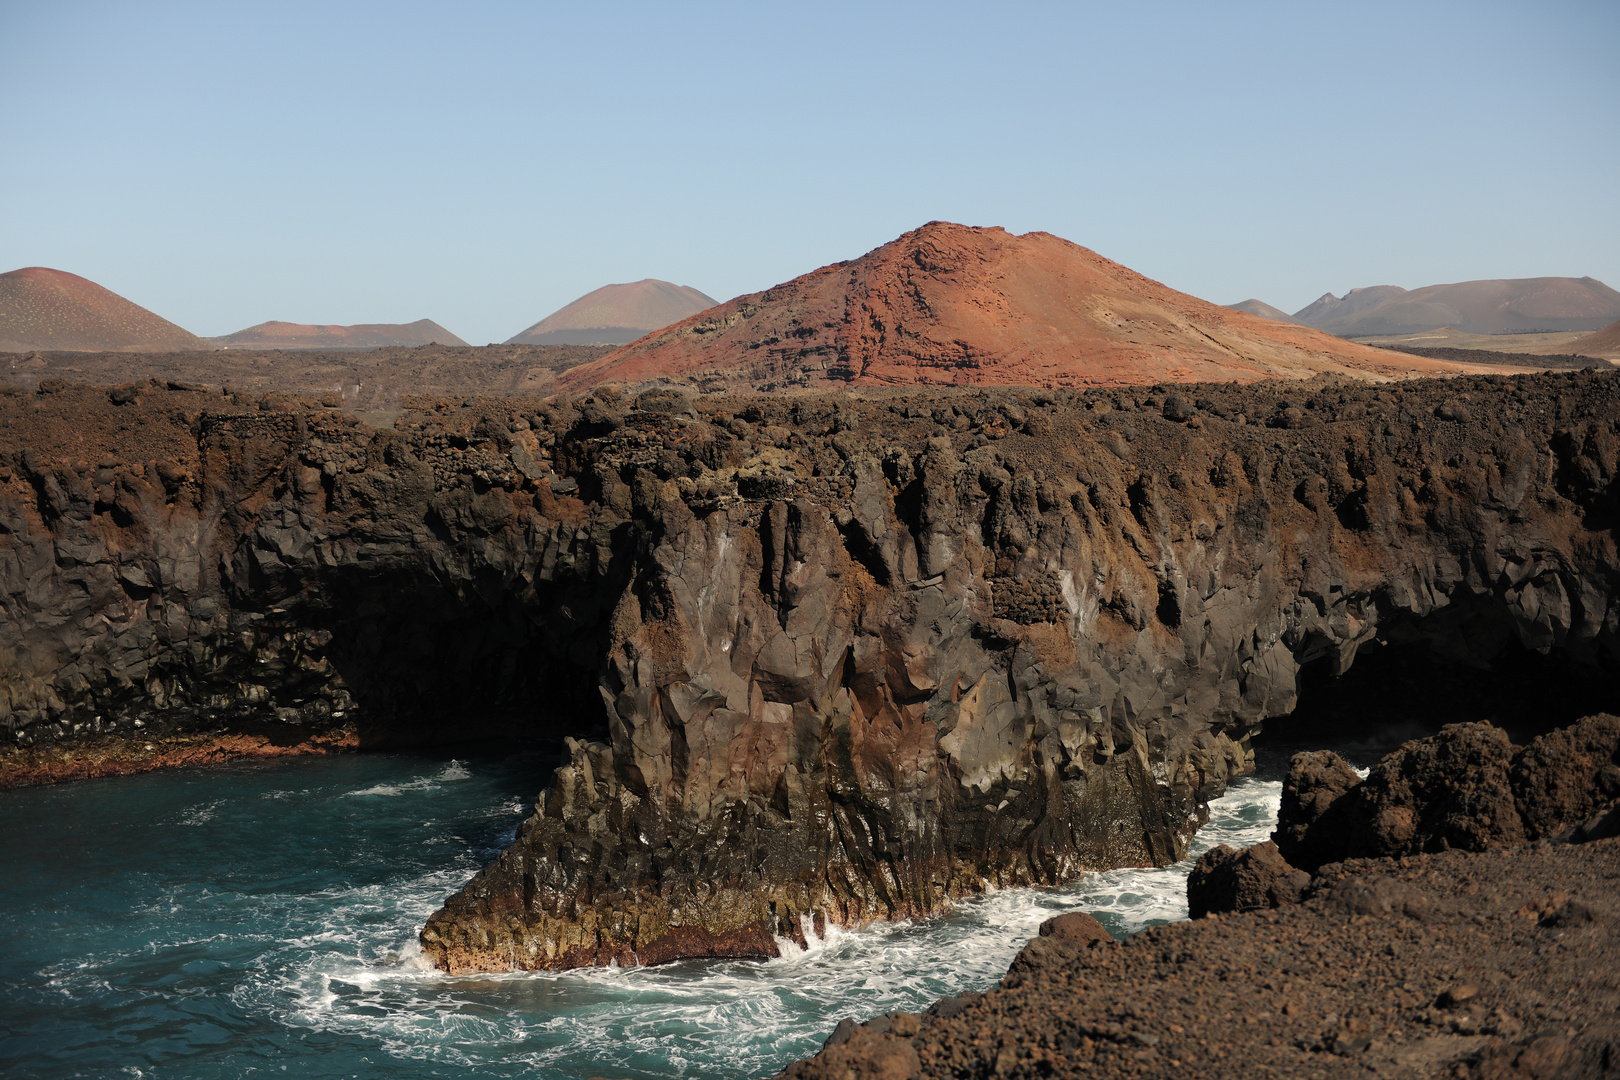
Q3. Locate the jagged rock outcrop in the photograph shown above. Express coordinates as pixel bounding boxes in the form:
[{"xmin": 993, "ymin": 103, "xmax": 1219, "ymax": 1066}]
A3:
[{"xmin": 2, "ymin": 370, "xmax": 1619, "ymax": 972}]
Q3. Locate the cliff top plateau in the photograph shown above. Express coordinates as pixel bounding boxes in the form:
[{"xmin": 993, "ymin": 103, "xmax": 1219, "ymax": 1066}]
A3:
[
  {"xmin": 557, "ymin": 223, "xmax": 1520, "ymax": 394},
  {"xmin": 506, "ymin": 279, "xmax": 718, "ymax": 346},
  {"xmin": 2, "ymin": 344, "xmax": 613, "ymax": 407},
  {"xmin": 0, "ymin": 267, "xmax": 210, "ymax": 353},
  {"xmin": 1295, "ymin": 276, "xmax": 1620, "ymax": 337},
  {"xmin": 210, "ymin": 319, "xmax": 469, "ymax": 350}
]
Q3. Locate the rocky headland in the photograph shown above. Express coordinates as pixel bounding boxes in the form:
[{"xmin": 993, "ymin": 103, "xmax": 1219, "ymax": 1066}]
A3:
[{"xmin": 2, "ymin": 367, "xmax": 1616, "ymax": 980}]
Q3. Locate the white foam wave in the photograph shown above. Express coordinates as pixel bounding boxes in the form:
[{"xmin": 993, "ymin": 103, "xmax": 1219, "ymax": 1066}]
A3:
[
  {"xmin": 254, "ymin": 778, "xmax": 1282, "ymax": 1077},
  {"xmin": 344, "ymin": 776, "xmax": 447, "ymax": 797},
  {"xmin": 35, "ymin": 755, "xmax": 1281, "ymax": 1080},
  {"xmin": 174, "ymin": 799, "xmax": 223, "ymax": 825}
]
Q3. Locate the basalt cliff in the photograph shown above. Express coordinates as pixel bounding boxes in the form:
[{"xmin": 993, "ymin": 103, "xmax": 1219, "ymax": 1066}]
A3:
[{"xmin": 1, "ymin": 372, "xmax": 1617, "ymax": 975}]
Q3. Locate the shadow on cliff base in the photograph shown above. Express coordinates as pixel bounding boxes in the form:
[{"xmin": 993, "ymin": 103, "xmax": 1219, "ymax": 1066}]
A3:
[{"xmin": 1256, "ymin": 638, "xmax": 1619, "ymax": 773}]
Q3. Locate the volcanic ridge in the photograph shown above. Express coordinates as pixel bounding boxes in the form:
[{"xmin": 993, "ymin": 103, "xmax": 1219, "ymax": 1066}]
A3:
[
  {"xmin": 0, "ymin": 267, "xmax": 209, "ymax": 353},
  {"xmin": 559, "ymin": 223, "xmax": 1502, "ymax": 394},
  {"xmin": 210, "ymin": 319, "xmax": 469, "ymax": 350},
  {"xmin": 1293, "ymin": 277, "xmax": 1620, "ymax": 337},
  {"xmin": 506, "ymin": 279, "xmax": 717, "ymax": 346}
]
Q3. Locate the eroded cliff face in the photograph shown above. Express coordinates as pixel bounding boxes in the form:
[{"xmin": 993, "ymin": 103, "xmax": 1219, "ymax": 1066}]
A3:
[{"xmin": 2, "ymin": 373, "xmax": 1618, "ymax": 972}]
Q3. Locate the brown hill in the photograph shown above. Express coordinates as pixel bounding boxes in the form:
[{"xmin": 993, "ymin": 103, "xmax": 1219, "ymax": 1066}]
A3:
[
  {"xmin": 559, "ymin": 223, "xmax": 1496, "ymax": 393},
  {"xmin": 507, "ymin": 279, "xmax": 717, "ymax": 345},
  {"xmin": 1294, "ymin": 277, "xmax": 1620, "ymax": 336},
  {"xmin": 1567, "ymin": 319, "xmax": 1620, "ymax": 360},
  {"xmin": 0, "ymin": 267, "xmax": 209, "ymax": 352},
  {"xmin": 1225, "ymin": 299, "xmax": 1298, "ymax": 323},
  {"xmin": 211, "ymin": 319, "xmax": 469, "ymax": 350},
  {"xmin": 1292, "ymin": 285, "xmax": 1408, "ymax": 329}
]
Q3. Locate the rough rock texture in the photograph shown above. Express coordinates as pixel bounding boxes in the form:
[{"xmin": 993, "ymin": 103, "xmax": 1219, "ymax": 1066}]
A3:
[
  {"xmin": 1342, "ymin": 722, "xmax": 1525, "ymax": 861},
  {"xmin": 1272, "ymin": 749, "xmax": 1365, "ymax": 871},
  {"xmin": 1275, "ymin": 717, "xmax": 1620, "ymax": 872},
  {"xmin": 1002, "ymin": 911, "xmax": 1115, "ymax": 982},
  {"xmin": 779, "ymin": 839, "xmax": 1620, "ymax": 1080},
  {"xmin": 1038, "ymin": 910, "xmax": 1113, "ymax": 946},
  {"xmin": 1511, "ymin": 714, "xmax": 1620, "ymax": 840},
  {"xmin": 1186, "ymin": 840, "xmax": 1310, "ymax": 919},
  {"xmin": 3, "ymin": 371, "xmax": 1619, "ymax": 973},
  {"xmin": 558, "ymin": 222, "xmax": 1509, "ymax": 394}
]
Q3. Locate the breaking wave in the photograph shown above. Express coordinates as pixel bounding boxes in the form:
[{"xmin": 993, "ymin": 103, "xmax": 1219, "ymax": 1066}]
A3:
[{"xmin": 0, "ymin": 748, "xmax": 1280, "ymax": 1079}]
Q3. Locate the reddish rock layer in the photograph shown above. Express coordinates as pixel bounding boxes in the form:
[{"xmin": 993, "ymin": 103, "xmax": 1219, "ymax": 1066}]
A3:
[
  {"xmin": 559, "ymin": 223, "xmax": 1498, "ymax": 393},
  {"xmin": 0, "ymin": 267, "xmax": 209, "ymax": 353},
  {"xmin": 0, "ymin": 727, "xmax": 359, "ymax": 788}
]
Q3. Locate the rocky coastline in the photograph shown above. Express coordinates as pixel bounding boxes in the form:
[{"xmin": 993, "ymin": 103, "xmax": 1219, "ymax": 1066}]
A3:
[
  {"xmin": 2, "ymin": 370, "xmax": 1617, "ymax": 978},
  {"xmin": 781, "ymin": 717, "xmax": 1620, "ymax": 1079}
]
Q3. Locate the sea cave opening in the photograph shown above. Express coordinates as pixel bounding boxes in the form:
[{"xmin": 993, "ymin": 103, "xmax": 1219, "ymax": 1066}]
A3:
[
  {"xmin": 1254, "ymin": 634, "xmax": 1620, "ymax": 771},
  {"xmin": 302, "ymin": 565, "xmax": 618, "ymax": 751}
]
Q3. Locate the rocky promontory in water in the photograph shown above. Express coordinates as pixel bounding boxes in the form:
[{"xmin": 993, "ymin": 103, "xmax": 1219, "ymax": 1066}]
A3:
[{"xmin": 2, "ymin": 371, "xmax": 1618, "ymax": 976}]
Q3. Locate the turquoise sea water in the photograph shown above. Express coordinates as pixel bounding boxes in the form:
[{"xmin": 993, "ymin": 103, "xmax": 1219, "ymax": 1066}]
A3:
[{"xmin": 0, "ymin": 745, "xmax": 1282, "ymax": 1079}]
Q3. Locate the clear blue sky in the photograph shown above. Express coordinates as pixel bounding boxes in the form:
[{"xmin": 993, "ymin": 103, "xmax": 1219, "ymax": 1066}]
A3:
[{"xmin": 2, "ymin": 1, "xmax": 1616, "ymax": 343}]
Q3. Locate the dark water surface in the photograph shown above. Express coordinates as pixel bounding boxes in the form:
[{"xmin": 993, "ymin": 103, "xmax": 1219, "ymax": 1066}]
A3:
[{"xmin": 1, "ymin": 747, "xmax": 1281, "ymax": 1079}]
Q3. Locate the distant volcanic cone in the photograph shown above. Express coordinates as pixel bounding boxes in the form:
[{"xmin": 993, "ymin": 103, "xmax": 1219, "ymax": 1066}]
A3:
[
  {"xmin": 1566, "ymin": 318, "xmax": 1620, "ymax": 360},
  {"xmin": 559, "ymin": 223, "xmax": 1479, "ymax": 393},
  {"xmin": 211, "ymin": 319, "xmax": 469, "ymax": 350},
  {"xmin": 507, "ymin": 279, "xmax": 718, "ymax": 346},
  {"xmin": 0, "ymin": 267, "xmax": 209, "ymax": 353}
]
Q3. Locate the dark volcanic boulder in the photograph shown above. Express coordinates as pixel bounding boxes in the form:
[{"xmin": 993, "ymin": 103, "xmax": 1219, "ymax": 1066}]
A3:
[
  {"xmin": 1353, "ymin": 721, "xmax": 1526, "ymax": 857},
  {"xmin": 787, "ymin": 1019, "xmax": 920, "ymax": 1080},
  {"xmin": 1038, "ymin": 910, "xmax": 1112, "ymax": 946},
  {"xmin": 1273, "ymin": 723, "xmax": 1526, "ymax": 872},
  {"xmin": 1003, "ymin": 911, "xmax": 1114, "ymax": 984},
  {"xmin": 1512, "ymin": 713, "xmax": 1620, "ymax": 839},
  {"xmin": 1187, "ymin": 840, "xmax": 1311, "ymax": 917},
  {"xmin": 1273, "ymin": 750, "xmax": 1364, "ymax": 871}
]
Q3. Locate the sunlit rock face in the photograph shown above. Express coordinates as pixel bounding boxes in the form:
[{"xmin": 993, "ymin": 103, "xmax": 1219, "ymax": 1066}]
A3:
[{"xmin": 2, "ymin": 373, "xmax": 1617, "ymax": 972}]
